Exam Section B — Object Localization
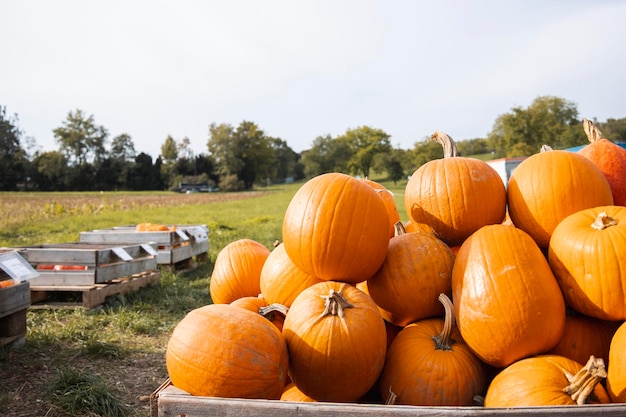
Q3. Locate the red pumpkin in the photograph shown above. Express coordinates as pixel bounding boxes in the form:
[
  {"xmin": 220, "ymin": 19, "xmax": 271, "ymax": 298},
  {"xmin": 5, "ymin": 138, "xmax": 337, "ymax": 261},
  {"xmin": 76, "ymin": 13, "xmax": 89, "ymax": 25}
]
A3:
[
  {"xmin": 166, "ymin": 304, "xmax": 289, "ymax": 399},
  {"xmin": 404, "ymin": 131, "xmax": 506, "ymax": 246},
  {"xmin": 452, "ymin": 224, "xmax": 565, "ymax": 368},
  {"xmin": 548, "ymin": 206, "xmax": 626, "ymax": 320},
  {"xmin": 209, "ymin": 239, "xmax": 269, "ymax": 304},
  {"xmin": 282, "ymin": 281, "xmax": 387, "ymax": 402},
  {"xmin": 282, "ymin": 173, "xmax": 390, "ymax": 283}
]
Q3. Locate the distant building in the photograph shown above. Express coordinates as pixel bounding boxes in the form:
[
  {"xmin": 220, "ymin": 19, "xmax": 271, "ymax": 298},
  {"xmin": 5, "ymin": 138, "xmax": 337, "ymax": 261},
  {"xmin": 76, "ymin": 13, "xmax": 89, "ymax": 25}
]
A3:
[
  {"xmin": 485, "ymin": 157, "xmax": 527, "ymax": 187},
  {"xmin": 173, "ymin": 183, "xmax": 218, "ymax": 193}
]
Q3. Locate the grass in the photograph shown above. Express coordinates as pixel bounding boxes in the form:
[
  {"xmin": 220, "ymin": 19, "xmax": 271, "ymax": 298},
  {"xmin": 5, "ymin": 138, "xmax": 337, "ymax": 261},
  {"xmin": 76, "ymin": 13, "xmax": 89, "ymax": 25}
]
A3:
[{"xmin": 0, "ymin": 176, "xmax": 410, "ymax": 416}]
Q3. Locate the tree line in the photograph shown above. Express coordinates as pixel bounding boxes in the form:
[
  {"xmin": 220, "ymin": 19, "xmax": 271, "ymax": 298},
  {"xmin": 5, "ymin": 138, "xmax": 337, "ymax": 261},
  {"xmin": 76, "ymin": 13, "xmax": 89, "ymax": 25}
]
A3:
[{"xmin": 2, "ymin": 96, "xmax": 626, "ymax": 192}]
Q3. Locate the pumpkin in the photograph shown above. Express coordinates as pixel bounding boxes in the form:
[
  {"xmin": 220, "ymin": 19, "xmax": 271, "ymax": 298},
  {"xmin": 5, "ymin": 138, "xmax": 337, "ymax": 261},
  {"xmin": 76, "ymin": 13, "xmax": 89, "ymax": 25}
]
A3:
[
  {"xmin": 361, "ymin": 178, "xmax": 401, "ymax": 238},
  {"xmin": 404, "ymin": 131, "xmax": 506, "ymax": 247},
  {"xmin": 579, "ymin": 118, "xmax": 626, "ymax": 206},
  {"xmin": 378, "ymin": 294, "xmax": 486, "ymax": 406},
  {"xmin": 135, "ymin": 222, "xmax": 172, "ymax": 231},
  {"xmin": 607, "ymin": 320, "xmax": 626, "ymax": 403},
  {"xmin": 282, "ymin": 172, "xmax": 390, "ymax": 283},
  {"xmin": 230, "ymin": 295, "xmax": 287, "ymax": 332},
  {"xmin": 367, "ymin": 225, "xmax": 455, "ymax": 327},
  {"xmin": 452, "ymin": 224, "xmax": 566, "ymax": 368},
  {"xmin": 280, "ymin": 383, "xmax": 316, "ymax": 402},
  {"xmin": 259, "ymin": 243, "xmax": 324, "ymax": 308},
  {"xmin": 548, "ymin": 206, "xmax": 626, "ymax": 321},
  {"xmin": 507, "ymin": 146, "xmax": 613, "ymax": 249},
  {"xmin": 484, "ymin": 355, "xmax": 610, "ymax": 407},
  {"xmin": 548, "ymin": 309, "xmax": 620, "ymax": 369},
  {"xmin": 209, "ymin": 239, "xmax": 270, "ymax": 304},
  {"xmin": 282, "ymin": 281, "xmax": 387, "ymax": 402},
  {"xmin": 166, "ymin": 303, "xmax": 289, "ymax": 399}
]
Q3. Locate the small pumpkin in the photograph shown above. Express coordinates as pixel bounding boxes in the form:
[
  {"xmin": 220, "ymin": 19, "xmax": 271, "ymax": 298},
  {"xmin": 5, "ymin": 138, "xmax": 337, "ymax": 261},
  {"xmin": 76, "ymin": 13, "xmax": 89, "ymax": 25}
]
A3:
[
  {"xmin": 282, "ymin": 281, "xmax": 387, "ymax": 402},
  {"xmin": 378, "ymin": 294, "xmax": 486, "ymax": 406},
  {"xmin": 280, "ymin": 383, "xmax": 316, "ymax": 402},
  {"xmin": 607, "ymin": 320, "xmax": 626, "ymax": 403},
  {"xmin": 548, "ymin": 206, "xmax": 626, "ymax": 321},
  {"xmin": 367, "ymin": 224, "xmax": 455, "ymax": 327},
  {"xmin": 259, "ymin": 243, "xmax": 324, "ymax": 308},
  {"xmin": 452, "ymin": 224, "xmax": 565, "ymax": 368},
  {"xmin": 282, "ymin": 172, "xmax": 390, "ymax": 283},
  {"xmin": 209, "ymin": 239, "xmax": 270, "ymax": 304},
  {"xmin": 578, "ymin": 118, "xmax": 626, "ymax": 206},
  {"xmin": 230, "ymin": 295, "xmax": 287, "ymax": 332},
  {"xmin": 166, "ymin": 303, "xmax": 289, "ymax": 399},
  {"xmin": 507, "ymin": 146, "xmax": 613, "ymax": 248},
  {"xmin": 361, "ymin": 178, "xmax": 401, "ymax": 238},
  {"xmin": 404, "ymin": 131, "xmax": 506, "ymax": 246},
  {"xmin": 484, "ymin": 355, "xmax": 610, "ymax": 407}
]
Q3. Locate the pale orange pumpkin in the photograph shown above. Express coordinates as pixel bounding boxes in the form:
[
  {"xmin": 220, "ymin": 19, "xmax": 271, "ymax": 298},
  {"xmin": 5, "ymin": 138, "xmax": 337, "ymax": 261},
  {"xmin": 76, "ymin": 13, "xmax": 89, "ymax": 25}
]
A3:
[
  {"xmin": 361, "ymin": 178, "xmax": 401, "ymax": 238},
  {"xmin": 607, "ymin": 320, "xmax": 626, "ymax": 403},
  {"xmin": 507, "ymin": 146, "xmax": 613, "ymax": 249},
  {"xmin": 404, "ymin": 131, "xmax": 506, "ymax": 247},
  {"xmin": 209, "ymin": 239, "xmax": 270, "ymax": 304},
  {"xmin": 282, "ymin": 173, "xmax": 390, "ymax": 283},
  {"xmin": 452, "ymin": 224, "xmax": 566, "ymax": 368},
  {"xmin": 280, "ymin": 383, "xmax": 316, "ymax": 402},
  {"xmin": 166, "ymin": 303, "xmax": 289, "ymax": 399}
]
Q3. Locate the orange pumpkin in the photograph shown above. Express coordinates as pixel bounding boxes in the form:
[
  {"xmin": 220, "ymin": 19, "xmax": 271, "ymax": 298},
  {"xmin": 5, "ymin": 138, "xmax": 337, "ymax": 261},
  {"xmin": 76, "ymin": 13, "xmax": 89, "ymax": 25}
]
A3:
[
  {"xmin": 166, "ymin": 303, "xmax": 289, "ymax": 399},
  {"xmin": 607, "ymin": 320, "xmax": 626, "ymax": 403},
  {"xmin": 282, "ymin": 173, "xmax": 390, "ymax": 283},
  {"xmin": 282, "ymin": 281, "xmax": 387, "ymax": 402},
  {"xmin": 452, "ymin": 224, "xmax": 565, "ymax": 368},
  {"xmin": 280, "ymin": 383, "xmax": 316, "ymax": 402},
  {"xmin": 367, "ymin": 227, "xmax": 455, "ymax": 327},
  {"xmin": 259, "ymin": 243, "xmax": 323, "ymax": 308},
  {"xmin": 484, "ymin": 355, "xmax": 610, "ymax": 407},
  {"xmin": 230, "ymin": 295, "xmax": 286, "ymax": 332},
  {"xmin": 579, "ymin": 118, "xmax": 626, "ymax": 206},
  {"xmin": 361, "ymin": 178, "xmax": 401, "ymax": 238},
  {"xmin": 378, "ymin": 294, "xmax": 486, "ymax": 406},
  {"xmin": 507, "ymin": 147, "xmax": 613, "ymax": 249},
  {"xmin": 404, "ymin": 131, "xmax": 506, "ymax": 247},
  {"xmin": 548, "ymin": 206, "xmax": 626, "ymax": 321},
  {"xmin": 209, "ymin": 239, "xmax": 270, "ymax": 304},
  {"xmin": 548, "ymin": 309, "xmax": 620, "ymax": 369}
]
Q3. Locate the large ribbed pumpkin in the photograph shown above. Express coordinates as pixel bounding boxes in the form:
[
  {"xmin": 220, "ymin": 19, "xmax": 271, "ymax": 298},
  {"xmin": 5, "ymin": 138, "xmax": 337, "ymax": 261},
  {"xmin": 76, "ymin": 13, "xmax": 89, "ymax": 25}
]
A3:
[
  {"xmin": 452, "ymin": 224, "xmax": 566, "ymax": 368},
  {"xmin": 579, "ymin": 118, "xmax": 626, "ymax": 206},
  {"xmin": 548, "ymin": 206, "xmax": 626, "ymax": 321},
  {"xmin": 607, "ymin": 321, "xmax": 626, "ymax": 403},
  {"xmin": 259, "ymin": 243, "xmax": 324, "ymax": 308},
  {"xmin": 404, "ymin": 131, "xmax": 506, "ymax": 247},
  {"xmin": 282, "ymin": 281, "xmax": 387, "ymax": 402},
  {"xmin": 209, "ymin": 239, "xmax": 270, "ymax": 304},
  {"xmin": 378, "ymin": 294, "xmax": 486, "ymax": 406},
  {"xmin": 367, "ymin": 227, "xmax": 455, "ymax": 327},
  {"xmin": 166, "ymin": 304, "xmax": 289, "ymax": 399},
  {"xmin": 361, "ymin": 178, "xmax": 401, "ymax": 238},
  {"xmin": 282, "ymin": 173, "xmax": 390, "ymax": 283},
  {"xmin": 507, "ymin": 147, "xmax": 613, "ymax": 249},
  {"xmin": 485, "ymin": 355, "xmax": 610, "ymax": 407}
]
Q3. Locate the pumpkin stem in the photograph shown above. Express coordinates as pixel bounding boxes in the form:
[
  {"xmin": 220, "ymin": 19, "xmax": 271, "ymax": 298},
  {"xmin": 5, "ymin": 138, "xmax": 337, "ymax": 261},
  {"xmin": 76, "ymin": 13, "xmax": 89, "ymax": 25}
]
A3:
[
  {"xmin": 430, "ymin": 131, "xmax": 459, "ymax": 158},
  {"xmin": 583, "ymin": 118, "xmax": 605, "ymax": 143},
  {"xmin": 540, "ymin": 144, "xmax": 554, "ymax": 152},
  {"xmin": 320, "ymin": 289, "xmax": 354, "ymax": 318},
  {"xmin": 591, "ymin": 212, "xmax": 619, "ymax": 231},
  {"xmin": 393, "ymin": 221, "xmax": 406, "ymax": 237},
  {"xmin": 385, "ymin": 387, "xmax": 398, "ymax": 405},
  {"xmin": 563, "ymin": 355, "xmax": 607, "ymax": 405},
  {"xmin": 431, "ymin": 293, "xmax": 456, "ymax": 350},
  {"xmin": 258, "ymin": 303, "xmax": 289, "ymax": 322}
]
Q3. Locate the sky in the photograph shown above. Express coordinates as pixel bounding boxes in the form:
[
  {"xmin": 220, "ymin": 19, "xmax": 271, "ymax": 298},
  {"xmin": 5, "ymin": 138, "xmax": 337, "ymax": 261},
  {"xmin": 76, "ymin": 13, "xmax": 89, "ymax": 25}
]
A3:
[{"xmin": 2, "ymin": 0, "xmax": 626, "ymax": 160}]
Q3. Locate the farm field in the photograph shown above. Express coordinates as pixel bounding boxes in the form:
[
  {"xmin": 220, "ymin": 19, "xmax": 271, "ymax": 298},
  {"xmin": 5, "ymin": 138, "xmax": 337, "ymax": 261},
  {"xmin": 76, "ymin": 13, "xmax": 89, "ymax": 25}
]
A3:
[{"xmin": 0, "ymin": 179, "xmax": 409, "ymax": 417}]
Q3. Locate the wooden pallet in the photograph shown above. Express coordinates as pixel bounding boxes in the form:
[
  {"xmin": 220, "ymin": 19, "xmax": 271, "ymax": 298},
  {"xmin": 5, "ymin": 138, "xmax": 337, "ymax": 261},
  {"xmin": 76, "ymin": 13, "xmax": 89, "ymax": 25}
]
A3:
[
  {"xmin": 160, "ymin": 252, "xmax": 209, "ymax": 272},
  {"xmin": 30, "ymin": 270, "xmax": 160, "ymax": 310}
]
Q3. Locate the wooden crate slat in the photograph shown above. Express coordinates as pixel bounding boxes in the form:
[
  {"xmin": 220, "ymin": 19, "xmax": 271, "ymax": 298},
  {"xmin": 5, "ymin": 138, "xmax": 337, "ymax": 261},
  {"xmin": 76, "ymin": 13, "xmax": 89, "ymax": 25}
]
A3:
[{"xmin": 0, "ymin": 281, "xmax": 31, "ymax": 318}]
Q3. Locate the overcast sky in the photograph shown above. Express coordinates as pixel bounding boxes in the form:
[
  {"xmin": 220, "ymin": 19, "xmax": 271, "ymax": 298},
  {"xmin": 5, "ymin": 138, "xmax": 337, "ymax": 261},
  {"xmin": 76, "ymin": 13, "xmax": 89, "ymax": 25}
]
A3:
[{"xmin": 3, "ymin": 0, "xmax": 626, "ymax": 159}]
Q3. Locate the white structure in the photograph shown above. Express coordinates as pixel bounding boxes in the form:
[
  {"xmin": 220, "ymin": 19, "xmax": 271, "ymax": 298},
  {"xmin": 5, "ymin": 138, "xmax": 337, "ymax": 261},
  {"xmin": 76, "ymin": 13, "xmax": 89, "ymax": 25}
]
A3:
[{"xmin": 486, "ymin": 157, "xmax": 527, "ymax": 187}]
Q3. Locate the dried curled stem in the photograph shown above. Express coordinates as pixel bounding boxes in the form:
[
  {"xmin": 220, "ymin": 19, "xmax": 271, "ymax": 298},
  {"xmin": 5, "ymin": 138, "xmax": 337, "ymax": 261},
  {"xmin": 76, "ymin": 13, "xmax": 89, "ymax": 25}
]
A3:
[
  {"xmin": 430, "ymin": 131, "xmax": 459, "ymax": 158},
  {"xmin": 320, "ymin": 289, "xmax": 354, "ymax": 318},
  {"xmin": 563, "ymin": 355, "xmax": 607, "ymax": 405},
  {"xmin": 258, "ymin": 303, "xmax": 289, "ymax": 322},
  {"xmin": 591, "ymin": 212, "xmax": 619, "ymax": 231},
  {"xmin": 583, "ymin": 118, "xmax": 605, "ymax": 143}
]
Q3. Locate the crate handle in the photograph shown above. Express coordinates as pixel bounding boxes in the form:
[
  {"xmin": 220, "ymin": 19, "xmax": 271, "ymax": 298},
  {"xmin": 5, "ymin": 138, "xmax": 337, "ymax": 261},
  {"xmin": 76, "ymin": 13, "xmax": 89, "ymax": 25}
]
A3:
[{"xmin": 112, "ymin": 247, "xmax": 134, "ymax": 262}]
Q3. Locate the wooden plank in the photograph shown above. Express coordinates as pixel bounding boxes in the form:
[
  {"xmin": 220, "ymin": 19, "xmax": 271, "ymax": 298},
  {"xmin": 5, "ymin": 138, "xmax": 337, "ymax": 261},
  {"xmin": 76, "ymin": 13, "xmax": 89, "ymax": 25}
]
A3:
[
  {"xmin": 154, "ymin": 382, "xmax": 626, "ymax": 417},
  {"xmin": 0, "ymin": 281, "xmax": 31, "ymax": 317}
]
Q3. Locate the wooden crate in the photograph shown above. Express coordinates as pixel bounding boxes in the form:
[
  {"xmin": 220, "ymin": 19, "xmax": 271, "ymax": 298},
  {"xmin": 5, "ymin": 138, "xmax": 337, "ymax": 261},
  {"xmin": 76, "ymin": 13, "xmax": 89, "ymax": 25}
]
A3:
[
  {"xmin": 0, "ymin": 281, "xmax": 30, "ymax": 347},
  {"xmin": 18, "ymin": 242, "xmax": 158, "ymax": 286},
  {"xmin": 79, "ymin": 225, "xmax": 209, "ymax": 268},
  {"xmin": 150, "ymin": 380, "xmax": 626, "ymax": 417},
  {"xmin": 30, "ymin": 270, "xmax": 161, "ymax": 310}
]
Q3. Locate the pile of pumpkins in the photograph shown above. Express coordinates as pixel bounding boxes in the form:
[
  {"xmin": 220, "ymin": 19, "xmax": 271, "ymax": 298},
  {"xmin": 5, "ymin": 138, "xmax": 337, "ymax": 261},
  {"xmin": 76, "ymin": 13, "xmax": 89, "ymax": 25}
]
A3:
[{"xmin": 165, "ymin": 120, "xmax": 626, "ymax": 408}]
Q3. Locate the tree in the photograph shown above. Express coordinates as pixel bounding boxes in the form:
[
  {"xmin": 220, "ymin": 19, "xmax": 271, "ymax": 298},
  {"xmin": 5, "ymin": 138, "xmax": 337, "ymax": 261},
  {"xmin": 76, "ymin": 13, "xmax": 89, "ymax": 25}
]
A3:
[
  {"xmin": 110, "ymin": 133, "xmax": 136, "ymax": 161},
  {"xmin": 600, "ymin": 117, "xmax": 626, "ymax": 142},
  {"xmin": 0, "ymin": 106, "xmax": 28, "ymax": 190},
  {"xmin": 301, "ymin": 134, "xmax": 351, "ymax": 178},
  {"xmin": 406, "ymin": 136, "xmax": 444, "ymax": 173},
  {"xmin": 53, "ymin": 109, "xmax": 108, "ymax": 166},
  {"xmin": 487, "ymin": 96, "xmax": 585, "ymax": 157},
  {"xmin": 339, "ymin": 126, "xmax": 392, "ymax": 178},
  {"xmin": 268, "ymin": 137, "xmax": 299, "ymax": 182},
  {"xmin": 30, "ymin": 151, "xmax": 68, "ymax": 191},
  {"xmin": 160, "ymin": 135, "xmax": 179, "ymax": 188}
]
